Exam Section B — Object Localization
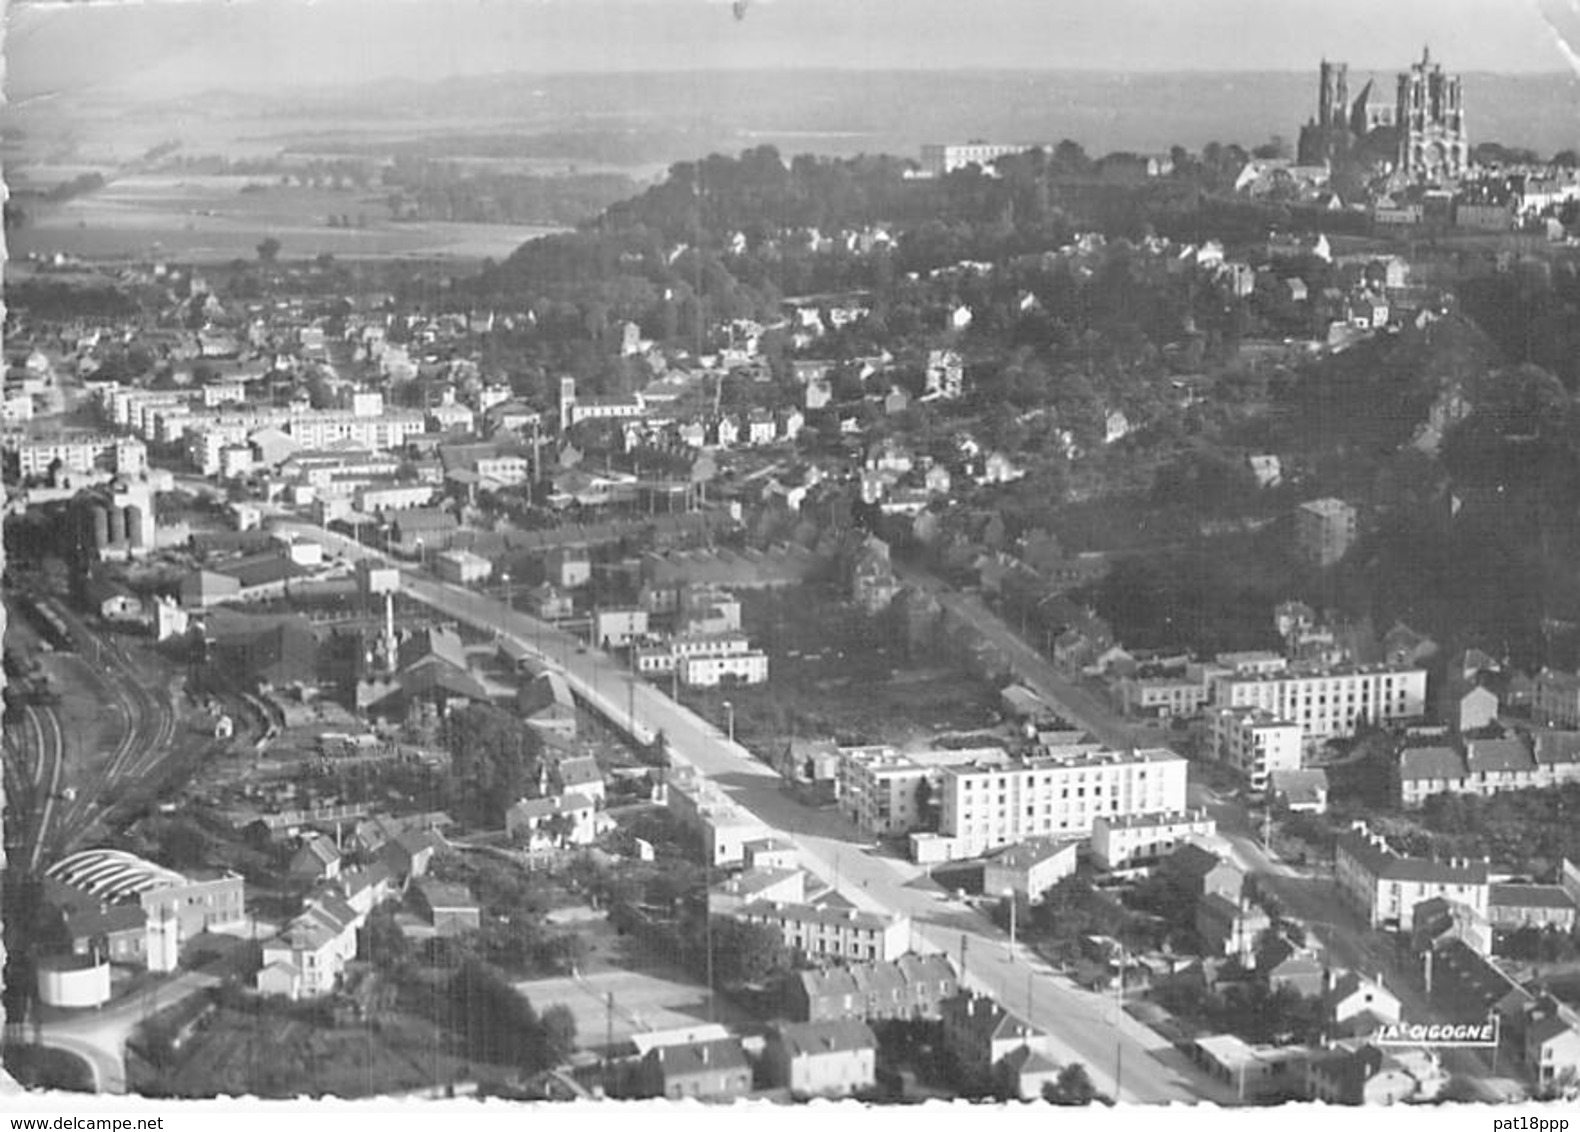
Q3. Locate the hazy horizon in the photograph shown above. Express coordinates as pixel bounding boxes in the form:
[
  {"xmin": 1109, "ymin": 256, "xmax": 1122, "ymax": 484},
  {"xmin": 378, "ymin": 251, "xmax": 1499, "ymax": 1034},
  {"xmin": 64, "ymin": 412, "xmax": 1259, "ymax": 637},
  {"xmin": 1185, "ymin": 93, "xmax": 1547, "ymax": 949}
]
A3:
[{"xmin": 9, "ymin": 0, "xmax": 1580, "ymax": 103}]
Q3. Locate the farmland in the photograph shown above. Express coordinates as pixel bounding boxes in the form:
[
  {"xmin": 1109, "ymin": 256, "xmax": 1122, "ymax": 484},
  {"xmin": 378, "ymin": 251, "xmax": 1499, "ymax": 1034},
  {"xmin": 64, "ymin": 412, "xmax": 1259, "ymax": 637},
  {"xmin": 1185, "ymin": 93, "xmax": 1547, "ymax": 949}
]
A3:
[{"xmin": 8, "ymin": 174, "xmax": 563, "ymax": 265}]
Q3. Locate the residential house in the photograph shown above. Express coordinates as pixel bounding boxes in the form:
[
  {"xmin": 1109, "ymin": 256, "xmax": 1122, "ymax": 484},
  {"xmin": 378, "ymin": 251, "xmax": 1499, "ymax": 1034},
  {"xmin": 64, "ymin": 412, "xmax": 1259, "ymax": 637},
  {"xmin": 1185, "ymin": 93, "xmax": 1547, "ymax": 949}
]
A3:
[
  {"xmin": 1535, "ymin": 670, "xmax": 1580, "ymax": 728},
  {"xmin": 552, "ymin": 755, "xmax": 605, "ymax": 804},
  {"xmin": 1463, "ymin": 736, "xmax": 1540, "ymax": 794},
  {"xmin": 939, "ymin": 991, "xmax": 1052, "ymax": 1098},
  {"xmin": 517, "ymin": 671, "xmax": 578, "ymax": 740},
  {"xmin": 1090, "ymin": 810, "xmax": 1217, "ymax": 870},
  {"xmin": 1487, "ymin": 884, "xmax": 1579, "ymax": 932},
  {"xmin": 1522, "ymin": 997, "xmax": 1580, "ymax": 1092},
  {"xmin": 257, "ymin": 894, "xmax": 361, "ymax": 1000},
  {"xmin": 289, "ymin": 836, "xmax": 343, "ymax": 883},
  {"xmin": 1397, "ymin": 745, "xmax": 1467, "ymax": 809},
  {"xmin": 764, "ymin": 1019, "xmax": 878, "ymax": 1098},
  {"xmin": 1270, "ymin": 769, "xmax": 1329, "ymax": 813},
  {"xmin": 1304, "ymin": 1042, "xmax": 1446, "ymax": 1105},
  {"xmin": 1325, "ymin": 971, "xmax": 1404, "ymax": 1036},
  {"xmin": 784, "ymin": 954, "xmax": 959, "ymax": 1024},
  {"xmin": 708, "ymin": 868, "xmax": 807, "ymax": 916},
  {"xmin": 1382, "ymin": 622, "xmax": 1439, "ymax": 668},
  {"xmin": 1196, "ymin": 894, "xmax": 1271, "ymax": 964},
  {"xmin": 730, "ymin": 901, "xmax": 910, "ymax": 963},
  {"xmin": 1264, "ymin": 948, "xmax": 1328, "ymax": 997},
  {"xmin": 640, "ymin": 1038, "xmax": 753, "ymax": 1101},
  {"xmin": 504, "ymin": 793, "xmax": 599, "ymax": 849},
  {"xmin": 413, "ymin": 880, "xmax": 482, "ymax": 936},
  {"xmin": 1411, "ymin": 897, "xmax": 1494, "ymax": 959},
  {"xmin": 982, "ymin": 838, "xmax": 1079, "ymax": 901},
  {"xmin": 380, "ymin": 828, "xmax": 442, "ymax": 884},
  {"xmin": 1336, "ymin": 823, "xmax": 1490, "ymax": 931},
  {"xmin": 1163, "ymin": 843, "xmax": 1245, "ymax": 903}
]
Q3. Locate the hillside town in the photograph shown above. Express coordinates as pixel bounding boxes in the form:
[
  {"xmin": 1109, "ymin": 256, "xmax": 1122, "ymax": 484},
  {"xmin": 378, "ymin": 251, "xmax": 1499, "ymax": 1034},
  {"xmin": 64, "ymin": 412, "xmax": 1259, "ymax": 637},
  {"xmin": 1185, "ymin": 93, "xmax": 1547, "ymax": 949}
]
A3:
[{"xmin": 3, "ymin": 43, "xmax": 1580, "ymax": 1106}]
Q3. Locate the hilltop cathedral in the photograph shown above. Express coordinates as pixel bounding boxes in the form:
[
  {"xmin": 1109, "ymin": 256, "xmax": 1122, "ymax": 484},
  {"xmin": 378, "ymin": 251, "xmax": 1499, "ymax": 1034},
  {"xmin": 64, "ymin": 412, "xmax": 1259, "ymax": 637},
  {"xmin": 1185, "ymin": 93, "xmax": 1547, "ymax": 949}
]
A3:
[{"xmin": 1297, "ymin": 48, "xmax": 1468, "ymax": 184}]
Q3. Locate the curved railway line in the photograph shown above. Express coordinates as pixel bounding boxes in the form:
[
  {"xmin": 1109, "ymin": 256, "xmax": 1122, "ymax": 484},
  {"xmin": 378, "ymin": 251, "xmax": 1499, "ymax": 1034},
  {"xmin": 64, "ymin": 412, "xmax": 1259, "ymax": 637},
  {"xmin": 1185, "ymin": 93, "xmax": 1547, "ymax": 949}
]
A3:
[{"xmin": 4, "ymin": 597, "xmax": 181, "ymax": 870}]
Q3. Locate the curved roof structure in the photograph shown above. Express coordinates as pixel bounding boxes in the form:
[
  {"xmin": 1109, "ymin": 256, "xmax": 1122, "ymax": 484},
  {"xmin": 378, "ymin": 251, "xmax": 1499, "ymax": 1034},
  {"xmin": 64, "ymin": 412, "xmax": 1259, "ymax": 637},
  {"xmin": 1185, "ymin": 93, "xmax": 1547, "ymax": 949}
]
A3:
[{"xmin": 46, "ymin": 849, "xmax": 186, "ymax": 903}]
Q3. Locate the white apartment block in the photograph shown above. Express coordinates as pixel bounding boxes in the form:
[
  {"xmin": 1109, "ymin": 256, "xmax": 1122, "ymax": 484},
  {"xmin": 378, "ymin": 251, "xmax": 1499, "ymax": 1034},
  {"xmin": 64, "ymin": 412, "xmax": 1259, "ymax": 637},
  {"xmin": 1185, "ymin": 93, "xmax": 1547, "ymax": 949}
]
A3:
[
  {"xmin": 11, "ymin": 434, "xmax": 128, "ymax": 479},
  {"xmin": 918, "ymin": 143, "xmax": 1040, "ymax": 177},
  {"xmin": 286, "ymin": 410, "xmax": 426, "ymax": 451},
  {"xmin": 1090, "ymin": 810, "xmax": 1218, "ymax": 870},
  {"xmin": 1214, "ymin": 666, "xmax": 1427, "ymax": 747},
  {"xmin": 681, "ymin": 650, "xmax": 769, "ymax": 688},
  {"xmin": 732, "ymin": 901, "xmax": 911, "ymax": 963},
  {"xmin": 939, "ymin": 747, "xmax": 1188, "ymax": 858},
  {"xmin": 837, "ymin": 747, "xmax": 934, "ymax": 838},
  {"xmin": 1210, "ymin": 709, "xmax": 1304, "ymax": 790}
]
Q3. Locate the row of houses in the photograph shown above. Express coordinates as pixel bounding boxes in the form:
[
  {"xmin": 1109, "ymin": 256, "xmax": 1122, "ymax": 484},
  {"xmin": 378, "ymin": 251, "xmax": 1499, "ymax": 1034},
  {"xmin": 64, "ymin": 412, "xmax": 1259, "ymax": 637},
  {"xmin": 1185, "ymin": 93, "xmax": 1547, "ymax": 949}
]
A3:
[{"xmin": 1396, "ymin": 730, "xmax": 1580, "ymax": 808}]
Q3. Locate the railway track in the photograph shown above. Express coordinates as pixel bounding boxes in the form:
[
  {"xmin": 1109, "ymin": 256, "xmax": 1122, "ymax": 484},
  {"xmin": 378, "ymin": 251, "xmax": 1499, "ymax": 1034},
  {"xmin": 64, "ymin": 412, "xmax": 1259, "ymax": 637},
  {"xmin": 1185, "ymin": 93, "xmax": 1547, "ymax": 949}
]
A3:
[{"xmin": 33, "ymin": 604, "xmax": 179, "ymax": 860}]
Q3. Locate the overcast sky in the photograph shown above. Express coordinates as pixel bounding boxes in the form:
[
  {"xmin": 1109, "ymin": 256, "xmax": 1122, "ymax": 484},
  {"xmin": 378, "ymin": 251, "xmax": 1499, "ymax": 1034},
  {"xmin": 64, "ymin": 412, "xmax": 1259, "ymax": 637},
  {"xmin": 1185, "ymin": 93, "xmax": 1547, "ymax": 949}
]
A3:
[{"xmin": 7, "ymin": 0, "xmax": 1579, "ymax": 100}]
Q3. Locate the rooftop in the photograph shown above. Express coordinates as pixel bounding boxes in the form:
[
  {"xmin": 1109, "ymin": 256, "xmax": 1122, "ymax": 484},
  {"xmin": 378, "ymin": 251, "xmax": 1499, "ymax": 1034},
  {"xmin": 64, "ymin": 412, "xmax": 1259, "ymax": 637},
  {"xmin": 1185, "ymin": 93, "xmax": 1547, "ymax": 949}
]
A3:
[{"xmin": 1338, "ymin": 825, "xmax": 1489, "ymax": 886}]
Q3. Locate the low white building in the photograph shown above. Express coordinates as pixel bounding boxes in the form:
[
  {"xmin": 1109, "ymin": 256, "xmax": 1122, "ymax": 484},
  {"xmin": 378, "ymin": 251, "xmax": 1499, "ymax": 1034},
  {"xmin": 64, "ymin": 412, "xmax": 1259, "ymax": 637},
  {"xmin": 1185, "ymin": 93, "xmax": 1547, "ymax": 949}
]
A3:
[
  {"xmin": 1090, "ymin": 810, "xmax": 1218, "ymax": 870},
  {"xmin": 504, "ymin": 793, "xmax": 600, "ymax": 848},
  {"xmin": 731, "ymin": 901, "xmax": 911, "ymax": 964},
  {"xmin": 680, "ymin": 650, "xmax": 769, "ymax": 688},
  {"xmin": 435, "ymin": 550, "xmax": 494, "ymax": 585}
]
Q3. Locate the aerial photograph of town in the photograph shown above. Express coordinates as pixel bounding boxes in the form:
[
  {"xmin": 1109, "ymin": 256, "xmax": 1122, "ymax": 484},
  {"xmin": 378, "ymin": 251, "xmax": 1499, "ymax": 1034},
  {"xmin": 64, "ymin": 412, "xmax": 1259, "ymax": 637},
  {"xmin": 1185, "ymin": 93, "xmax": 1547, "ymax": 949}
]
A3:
[{"xmin": 2, "ymin": 0, "xmax": 1580, "ymax": 1115}]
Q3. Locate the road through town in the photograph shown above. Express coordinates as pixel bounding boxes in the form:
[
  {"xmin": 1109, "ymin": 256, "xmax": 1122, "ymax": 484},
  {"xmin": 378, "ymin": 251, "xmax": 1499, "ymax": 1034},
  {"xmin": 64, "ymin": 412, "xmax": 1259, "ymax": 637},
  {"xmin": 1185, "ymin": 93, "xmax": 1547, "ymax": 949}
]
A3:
[{"xmin": 281, "ymin": 521, "xmax": 1239, "ymax": 1103}]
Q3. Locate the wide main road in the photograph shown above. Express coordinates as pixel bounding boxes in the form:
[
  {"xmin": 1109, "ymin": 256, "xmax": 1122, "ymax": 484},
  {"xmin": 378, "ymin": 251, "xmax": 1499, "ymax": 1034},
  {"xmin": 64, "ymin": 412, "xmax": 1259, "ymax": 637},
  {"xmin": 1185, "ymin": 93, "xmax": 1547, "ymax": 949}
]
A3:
[{"xmin": 279, "ymin": 520, "xmax": 1238, "ymax": 1104}]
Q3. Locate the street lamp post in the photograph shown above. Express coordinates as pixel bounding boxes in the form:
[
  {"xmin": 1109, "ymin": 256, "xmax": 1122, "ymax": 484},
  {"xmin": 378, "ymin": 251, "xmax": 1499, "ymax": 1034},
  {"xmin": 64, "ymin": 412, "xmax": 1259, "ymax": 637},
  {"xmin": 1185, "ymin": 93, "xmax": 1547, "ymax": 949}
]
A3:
[
  {"xmin": 722, "ymin": 700, "xmax": 734, "ymax": 745},
  {"xmin": 500, "ymin": 570, "xmax": 510, "ymax": 610},
  {"xmin": 1004, "ymin": 889, "xmax": 1017, "ymax": 962}
]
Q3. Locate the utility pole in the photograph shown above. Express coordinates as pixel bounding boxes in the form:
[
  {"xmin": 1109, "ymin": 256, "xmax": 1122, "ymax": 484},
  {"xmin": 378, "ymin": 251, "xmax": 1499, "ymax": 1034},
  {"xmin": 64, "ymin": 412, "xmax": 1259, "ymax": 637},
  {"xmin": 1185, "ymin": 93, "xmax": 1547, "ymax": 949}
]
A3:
[
  {"xmin": 705, "ymin": 903, "xmax": 716, "ymax": 1024},
  {"xmin": 960, "ymin": 933, "xmax": 968, "ymax": 980},
  {"xmin": 604, "ymin": 991, "xmax": 615, "ymax": 1095}
]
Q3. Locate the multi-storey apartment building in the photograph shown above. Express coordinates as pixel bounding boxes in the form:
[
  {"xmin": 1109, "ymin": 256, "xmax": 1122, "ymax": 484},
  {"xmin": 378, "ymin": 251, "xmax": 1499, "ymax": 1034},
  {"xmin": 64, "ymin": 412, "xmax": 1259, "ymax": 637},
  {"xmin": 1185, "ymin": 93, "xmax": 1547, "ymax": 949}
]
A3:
[
  {"xmin": 1335, "ymin": 822, "xmax": 1489, "ymax": 930},
  {"xmin": 1210, "ymin": 709, "xmax": 1303, "ymax": 790},
  {"xmin": 1295, "ymin": 497, "xmax": 1357, "ymax": 566},
  {"xmin": 1214, "ymin": 666, "xmax": 1427, "ymax": 747},
  {"xmin": 837, "ymin": 745, "xmax": 1015, "ymax": 839},
  {"xmin": 837, "ymin": 747, "xmax": 933, "ymax": 838},
  {"xmin": 938, "ymin": 747, "xmax": 1188, "ymax": 857}
]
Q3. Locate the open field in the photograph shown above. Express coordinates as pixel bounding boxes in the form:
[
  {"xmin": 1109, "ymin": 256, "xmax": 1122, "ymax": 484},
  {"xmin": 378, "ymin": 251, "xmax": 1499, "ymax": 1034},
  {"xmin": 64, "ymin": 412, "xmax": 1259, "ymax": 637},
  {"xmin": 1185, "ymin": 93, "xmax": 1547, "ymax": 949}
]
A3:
[
  {"xmin": 8, "ymin": 174, "xmax": 562, "ymax": 264},
  {"xmin": 147, "ymin": 1007, "xmax": 466, "ymax": 1099},
  {"xmin": 513, "ymin": 967, "xmax": 749, "ymax": 1054}
]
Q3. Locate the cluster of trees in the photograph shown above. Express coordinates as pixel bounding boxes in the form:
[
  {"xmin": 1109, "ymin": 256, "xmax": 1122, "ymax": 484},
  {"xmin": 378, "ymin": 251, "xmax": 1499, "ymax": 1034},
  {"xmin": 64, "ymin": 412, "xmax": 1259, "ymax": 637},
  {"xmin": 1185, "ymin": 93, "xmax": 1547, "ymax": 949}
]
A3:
[
  {"xmin": 1416, "ymin": 782, "xmax": 1580, "ymax": 876},
  {"xmin": 444, "ymin": 704, "xmax": 547, "ymax": 828},
  {"xmin": 1153, "ymin": 976, "xmax": 1325, "ymax": 1046},
  {"xmin": 436, "ymin": 959, "xmax": 577, "ymax": 1070},
  {"xmin": 1470, "ymin": 143, "xmax": 1580, "ymax": 168},
  {"xmin": 988, "ymin": 875, "xmax": 1160, "ymax": 964},
  {"xmin": 381, "ymin": 159, "xmax": 639, "ymax": 227}
]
